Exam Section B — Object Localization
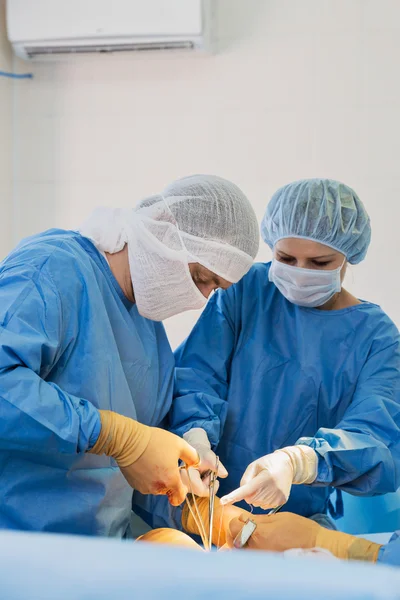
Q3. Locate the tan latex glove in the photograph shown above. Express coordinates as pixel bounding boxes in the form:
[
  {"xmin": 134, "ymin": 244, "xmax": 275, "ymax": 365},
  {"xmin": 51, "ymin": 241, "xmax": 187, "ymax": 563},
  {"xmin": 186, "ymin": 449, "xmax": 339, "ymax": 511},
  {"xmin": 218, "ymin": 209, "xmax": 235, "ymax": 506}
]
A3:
[
  {"xmin": 182, "ymin": 495, "xmax": 249, "ymax": 547},
  {"xmin": 89, "ymin": 410, "xmax": 199, "ymax": 506},
  {"xmin": 226, "ymin": 512, "xmax": 382, "ymax": 562}
]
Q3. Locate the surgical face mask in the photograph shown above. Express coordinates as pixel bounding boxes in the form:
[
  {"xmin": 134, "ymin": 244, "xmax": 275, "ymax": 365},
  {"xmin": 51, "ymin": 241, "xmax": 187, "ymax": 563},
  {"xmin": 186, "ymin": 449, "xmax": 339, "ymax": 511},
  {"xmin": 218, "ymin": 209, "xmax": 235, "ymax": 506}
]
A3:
[
  {"xmin": 79, "ymin": 191, "xmax": 251, "ymax": 322},
  {"xmin": 269, "ymin": 258, "xmax": 344, "ymax": 308},
  {"xmin": 127, "ymin": 201, "xmax": 207, "ymax": 322}
]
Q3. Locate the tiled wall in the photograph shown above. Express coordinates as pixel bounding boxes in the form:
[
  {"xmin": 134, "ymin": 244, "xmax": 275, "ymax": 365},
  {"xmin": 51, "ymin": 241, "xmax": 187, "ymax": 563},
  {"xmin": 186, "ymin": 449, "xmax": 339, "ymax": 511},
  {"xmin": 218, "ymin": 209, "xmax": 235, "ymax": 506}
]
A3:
[
  {"xmin": 10, "ymin": 0, "xmax": 400, "ymax": 346},
  {"xmin": 0, "ymin": 0, "xmax": 13, "ymax": 258}
]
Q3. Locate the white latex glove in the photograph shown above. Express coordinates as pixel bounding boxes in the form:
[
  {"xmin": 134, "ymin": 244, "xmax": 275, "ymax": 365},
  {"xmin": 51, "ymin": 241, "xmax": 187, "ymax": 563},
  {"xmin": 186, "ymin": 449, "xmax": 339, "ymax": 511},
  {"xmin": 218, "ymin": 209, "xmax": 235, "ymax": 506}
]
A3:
[
  {"xmin": 181, "ymin": 428, "xmax": 228, "ymax": 497},
  {"xmin": 220, "ymin": 445, "xmax": 318, "ymax": 509}
]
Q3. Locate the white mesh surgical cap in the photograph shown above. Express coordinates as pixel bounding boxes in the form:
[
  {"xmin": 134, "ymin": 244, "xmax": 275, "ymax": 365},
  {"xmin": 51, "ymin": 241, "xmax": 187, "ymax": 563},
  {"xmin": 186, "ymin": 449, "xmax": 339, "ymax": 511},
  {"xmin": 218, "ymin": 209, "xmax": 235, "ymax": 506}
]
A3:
[
  {"xmin": 261, "ymin": 179, "xmax": 371, "ymax": 264},
  {"xmin": 136, "ymin": 174, "xmax": 260, "ymax": 282},
  {"xmin": 80, "ymin": 174, "xmax": 259, "ymax": 321}
]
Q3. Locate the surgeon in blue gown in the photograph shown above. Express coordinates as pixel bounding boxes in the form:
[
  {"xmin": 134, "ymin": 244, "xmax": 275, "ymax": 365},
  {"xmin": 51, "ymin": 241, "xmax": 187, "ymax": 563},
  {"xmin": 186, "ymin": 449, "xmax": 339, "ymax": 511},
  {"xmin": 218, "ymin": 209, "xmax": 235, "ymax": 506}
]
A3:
[
  {"xmin": 165, "ymin": 179, "xmax": 400, "ymax": 528},
  {"xmin": 0, "ymin": 174, "xmax": 259, "ymax": 536}
]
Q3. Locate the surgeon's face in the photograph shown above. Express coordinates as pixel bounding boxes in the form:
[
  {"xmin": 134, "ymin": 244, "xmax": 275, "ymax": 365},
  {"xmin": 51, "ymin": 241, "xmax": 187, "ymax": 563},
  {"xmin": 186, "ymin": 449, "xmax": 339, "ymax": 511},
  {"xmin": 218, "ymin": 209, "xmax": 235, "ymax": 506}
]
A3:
[
  {"xmin": 274, "ymin": 238, "xmax": 346, "ymax": 281},
  {"xmin": 189, "ymin": 263, "xmax": 232, "ymax": 298}
]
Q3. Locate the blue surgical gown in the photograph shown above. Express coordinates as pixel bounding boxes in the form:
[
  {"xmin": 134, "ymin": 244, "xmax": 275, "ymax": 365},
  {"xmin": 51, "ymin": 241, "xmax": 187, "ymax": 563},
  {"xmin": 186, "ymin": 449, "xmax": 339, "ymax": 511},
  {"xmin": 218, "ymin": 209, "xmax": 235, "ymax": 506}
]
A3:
[
  {"xmin": 0, "ymin": 230, "xmax": 174, "ymax": 536},
  {"xmin": 379, "ymin": 532, "xmax": 400, "ymax": 566},
  {"xmin": 170, "ymin": 262, "xmax": 400, "ymax": 519}
]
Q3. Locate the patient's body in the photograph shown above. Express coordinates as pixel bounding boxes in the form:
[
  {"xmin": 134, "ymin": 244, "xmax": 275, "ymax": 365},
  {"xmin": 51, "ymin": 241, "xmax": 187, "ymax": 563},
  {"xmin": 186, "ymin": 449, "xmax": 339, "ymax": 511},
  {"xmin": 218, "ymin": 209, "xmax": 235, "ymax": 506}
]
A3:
[
  {"xmin": 136, "ymin": 496, "xmax": 249, "ymax": 551},
  {"xmin": 136, "ymin": 498, "xmax": 382, "ymax": 564},
  {"xmin": 136, "ymin": 528, "xmax": 202, "ymax": 550}
]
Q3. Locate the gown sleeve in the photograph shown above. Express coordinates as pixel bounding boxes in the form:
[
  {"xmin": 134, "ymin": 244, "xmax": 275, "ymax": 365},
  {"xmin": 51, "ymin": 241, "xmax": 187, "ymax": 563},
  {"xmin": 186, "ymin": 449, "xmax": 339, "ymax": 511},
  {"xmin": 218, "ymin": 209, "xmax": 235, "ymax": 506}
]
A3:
[
  {"xmin": 377, "ymin": 531, "xmax": 400, "ymax": 566},
  {"xmin": 170, "ymin": 287, "xmax": 237, "ymax": 446},
  {"xmin": 0, "ymin": 266, "xmax": 101, "ymax": 454},
  {"xmin": 298, "ymin": 326, "xmax": 400, "ymax": 494}
]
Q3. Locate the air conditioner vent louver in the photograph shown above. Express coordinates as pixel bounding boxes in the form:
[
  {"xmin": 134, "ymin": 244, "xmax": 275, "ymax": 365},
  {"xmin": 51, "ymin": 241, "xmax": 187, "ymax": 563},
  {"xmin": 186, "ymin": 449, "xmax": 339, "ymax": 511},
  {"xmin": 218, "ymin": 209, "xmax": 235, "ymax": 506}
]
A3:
[{"xmin": 25, "ymin": 40, "xmax": 194, "ymax": 58}]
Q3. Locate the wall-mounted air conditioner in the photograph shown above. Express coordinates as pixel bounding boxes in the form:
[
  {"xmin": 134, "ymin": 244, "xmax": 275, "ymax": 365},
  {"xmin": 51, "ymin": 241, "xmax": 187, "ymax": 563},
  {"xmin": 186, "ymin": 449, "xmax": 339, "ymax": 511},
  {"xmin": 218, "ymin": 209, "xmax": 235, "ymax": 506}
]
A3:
[{"xmin": 6, "ymin": 0, "xmax": 213, "ymax": 61}]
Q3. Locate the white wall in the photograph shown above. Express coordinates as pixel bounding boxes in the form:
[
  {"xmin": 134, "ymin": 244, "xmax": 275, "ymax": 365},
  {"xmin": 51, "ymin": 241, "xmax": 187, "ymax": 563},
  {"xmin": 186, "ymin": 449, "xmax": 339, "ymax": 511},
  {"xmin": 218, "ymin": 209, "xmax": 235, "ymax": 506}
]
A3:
[
  {"xmin": 0, "ymin": 0, "xmax": 13, "ymax": 258},
  {"xmin": 11, "ymin": 0, "xmax": 400, "ymax": 347}
]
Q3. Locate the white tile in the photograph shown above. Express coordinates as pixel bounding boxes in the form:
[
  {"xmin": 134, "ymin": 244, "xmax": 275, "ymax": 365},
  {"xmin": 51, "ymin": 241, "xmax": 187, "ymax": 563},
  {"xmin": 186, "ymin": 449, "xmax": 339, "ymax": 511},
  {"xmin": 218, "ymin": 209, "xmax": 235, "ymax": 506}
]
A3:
[
  {"xmin": 0, "ymin": 84, "xmax": 12, "ymax": 182},
  {"xmin": 314, "ymin": 32, "xmax": 364, "ymax": 108},
  {"xmin": 249, "ymin": 31, "xmax": 318, "ymax": 110},
  {"xmin": 0, "ymin": 183, "xmax": 13, "ymax": 258},
  {"xmin": 313, "ymin": 108, "xmax": 368, "ymax": 180},
  {"xmin": 14, "ymin": 76, "xmax": 61, "ymax": 118},
  {"xmin": 364, "ymin": 108, "xmax": 400, "ymax": 178},
  {"xmin": 214, "ymin": 107, "xmax": 317, "ymax": 183},
  {"xmin": 363, "ymin": 0, "xmax": 400, "ymax": 31},
  {"xmin": 0, "ymin": 1, "xmax": 12, "ymax": 68},
  {"xmin": 12, "ymin": 182, "xmax": 57, "ymax": 242},
  {"xmin": 242, "ymin": 0, "xmax": 324, "ymax": 34},
  {"xmin": 14, "ymin": 116, "xmax": 56, "ymax": 182},
  {"xmin": 319, "ymin": 0, "xmax": 364, "ymax": 32},
  {"xmin": 363, "ymin": 32, "xmax": 400, "ymax": 107}
]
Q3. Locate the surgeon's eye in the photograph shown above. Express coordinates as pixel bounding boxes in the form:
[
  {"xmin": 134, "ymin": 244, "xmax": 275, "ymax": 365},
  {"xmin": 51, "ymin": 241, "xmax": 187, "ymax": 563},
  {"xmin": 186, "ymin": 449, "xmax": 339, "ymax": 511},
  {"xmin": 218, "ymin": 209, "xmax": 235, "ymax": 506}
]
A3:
[
  {"xmin": 278, "ymin": 256, "xmax": 295, "ymax": 264},
  {"xmin": 312, "ymin": 260, "xmax": 331, "ymax": 267},
  {"xmin": 193, "ymin": 274, "xmax": 208, "ymax": 285}
]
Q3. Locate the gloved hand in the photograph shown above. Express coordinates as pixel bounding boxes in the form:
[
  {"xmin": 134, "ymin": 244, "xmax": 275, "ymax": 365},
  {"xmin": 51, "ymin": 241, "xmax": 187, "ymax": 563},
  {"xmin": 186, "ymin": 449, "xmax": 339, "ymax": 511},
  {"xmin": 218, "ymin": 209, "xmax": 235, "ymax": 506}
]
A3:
[
  {"xmin": 182, "ymin": 495, "xmax": 246, "ymax": 548},
  {"xmin": 220, "ymin": 445, "xmax": 318, "ymax": 509},
  {"xmin": 226, "ymin": 512, "xmax": 320, "ymax": 552},
  {"xmin": 88, "ymin": 410, "xmax": 199, "ymax": 506},
  {"xmin": 181, "ymin": 428, "xmax": 228, "ymax": 497},
  {"xmin": 226, "ymin": 512, "xmax": 382, "ymax": 562}
]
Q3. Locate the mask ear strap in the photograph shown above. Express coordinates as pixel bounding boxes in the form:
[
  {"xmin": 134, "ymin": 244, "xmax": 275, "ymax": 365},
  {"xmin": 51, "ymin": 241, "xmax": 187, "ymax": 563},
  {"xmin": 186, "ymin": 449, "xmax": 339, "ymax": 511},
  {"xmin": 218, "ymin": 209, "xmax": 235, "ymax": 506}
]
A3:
[{"xmin": 338, "ymin": 257, "xmax": 347, "ymax": 276}]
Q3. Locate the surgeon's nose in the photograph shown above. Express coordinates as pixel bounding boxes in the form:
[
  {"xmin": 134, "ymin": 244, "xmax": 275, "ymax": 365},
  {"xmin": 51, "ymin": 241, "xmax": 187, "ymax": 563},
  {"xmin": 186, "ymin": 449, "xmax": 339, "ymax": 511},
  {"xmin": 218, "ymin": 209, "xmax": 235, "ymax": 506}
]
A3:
[
  {"xmin": 196, "ymin": 282, "xmax": 217, "ymax": 298},
  {"xmin": 295, "ymin": 259, "xmax": 309, "ymax": 269}
]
